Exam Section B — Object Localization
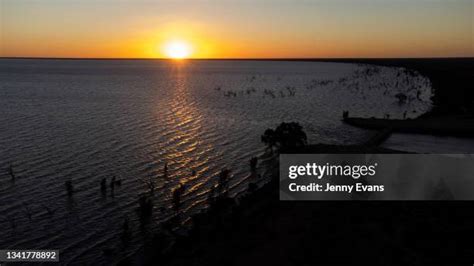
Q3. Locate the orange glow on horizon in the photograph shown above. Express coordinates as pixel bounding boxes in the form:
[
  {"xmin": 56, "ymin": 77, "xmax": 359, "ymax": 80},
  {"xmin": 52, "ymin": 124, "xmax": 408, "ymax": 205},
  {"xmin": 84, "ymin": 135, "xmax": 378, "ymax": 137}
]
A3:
[{"xmin": 162, "ymin": 40, "xmax": 193, "ymax": 59}]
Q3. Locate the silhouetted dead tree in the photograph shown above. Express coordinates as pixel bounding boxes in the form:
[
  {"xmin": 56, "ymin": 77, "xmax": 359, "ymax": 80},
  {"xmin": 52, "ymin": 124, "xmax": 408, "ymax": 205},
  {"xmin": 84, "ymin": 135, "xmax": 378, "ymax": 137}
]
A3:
[
  {"xmin": 110, "ymin": 176, "xmax": 116, "ymax": 197},
  {"xmin": 250, "ymin": 157, "xmax": 258, "ymax": 173},
  {"xmin": 164, "ymin": 162, "xmax": 168, "ymax": 178},
  {"xmin": 121, "ymin": 216, "xmax": 131, "ymax": 244},
  {"xmin": 110, "ymin": 176, "xmax": 116, "ymax": 190},
  {"xmin": 65, "ymin": 180, "xmax": 74, "ymax": 197},
  {"xmin": 140, "ymin": 176, "xmax": 157, "ymax": 196},
  {"xmin": 7, "ymin": 164, "xmax": 16, "ymax": 181},
  {"xmin": 172, "ymin": 184, "xmax": 186, "ymax": 212},
  {"xmin": 137, "ymin": 195, "xmax": 153, "ymax": 223},
  {"xmin": 207, "ymin": 184, "xmax": 217, "ymax": 206},
  {"xmin": 342, "ymin": 110, "xmax": 350, "ymax": 119}
]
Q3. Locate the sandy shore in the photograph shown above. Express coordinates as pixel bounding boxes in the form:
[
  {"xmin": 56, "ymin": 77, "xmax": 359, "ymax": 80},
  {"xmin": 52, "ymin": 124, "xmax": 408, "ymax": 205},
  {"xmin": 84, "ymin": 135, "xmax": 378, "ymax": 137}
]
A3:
[{"xmin": 343, "ymin": 115, "xmax": 474, "ymax": 137}]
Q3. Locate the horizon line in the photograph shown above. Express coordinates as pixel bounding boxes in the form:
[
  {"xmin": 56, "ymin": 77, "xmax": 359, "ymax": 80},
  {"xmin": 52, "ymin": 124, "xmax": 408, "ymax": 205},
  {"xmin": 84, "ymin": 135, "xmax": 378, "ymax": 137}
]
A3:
[{"xmin": 1, "ymin": 56, "xmax": 473, "ymax": 61}]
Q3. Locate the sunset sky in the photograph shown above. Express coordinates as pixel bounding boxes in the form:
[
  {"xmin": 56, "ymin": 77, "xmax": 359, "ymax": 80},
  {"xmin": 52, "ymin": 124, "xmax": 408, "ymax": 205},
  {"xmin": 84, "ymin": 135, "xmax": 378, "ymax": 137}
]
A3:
[{"xmin": 0, "ymin": 0, "xmax": 472, "ymax": 58}]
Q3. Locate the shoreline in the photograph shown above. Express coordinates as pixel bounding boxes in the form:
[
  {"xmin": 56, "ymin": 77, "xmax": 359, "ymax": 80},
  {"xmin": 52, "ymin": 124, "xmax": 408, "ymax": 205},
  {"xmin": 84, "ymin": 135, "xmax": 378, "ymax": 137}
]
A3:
[{"xmin": 343, "ymin": 115, "xmax": 474, "ymax": 138}]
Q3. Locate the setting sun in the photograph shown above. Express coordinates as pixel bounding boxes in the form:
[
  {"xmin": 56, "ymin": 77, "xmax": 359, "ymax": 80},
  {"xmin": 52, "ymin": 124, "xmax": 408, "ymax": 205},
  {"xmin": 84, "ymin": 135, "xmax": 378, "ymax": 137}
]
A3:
[{"xmin": 163, "ymin": 40, "xmax": 192, "ymax": 59}]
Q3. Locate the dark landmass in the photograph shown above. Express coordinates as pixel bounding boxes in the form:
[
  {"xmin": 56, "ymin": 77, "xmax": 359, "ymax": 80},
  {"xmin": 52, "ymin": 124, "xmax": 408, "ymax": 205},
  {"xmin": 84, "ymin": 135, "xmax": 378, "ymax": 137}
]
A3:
[
  {"xmin": 138, "ymin": 145, "xmax": 473, "ymax": 266},
  {"xmin": 151, "ymin": 192, "xmax": 474, "ymax": 265},
  {"xmin": 141, "ymin": 145, "xmax": 473, "ymax": 266}
]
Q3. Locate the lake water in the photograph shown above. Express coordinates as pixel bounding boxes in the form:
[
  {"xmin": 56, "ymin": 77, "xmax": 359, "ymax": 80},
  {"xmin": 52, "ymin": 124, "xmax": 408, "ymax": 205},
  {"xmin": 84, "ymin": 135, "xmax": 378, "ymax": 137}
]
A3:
[{"xmin": 0, "ymin": 59, "xmax": 432, "ymax": 264}]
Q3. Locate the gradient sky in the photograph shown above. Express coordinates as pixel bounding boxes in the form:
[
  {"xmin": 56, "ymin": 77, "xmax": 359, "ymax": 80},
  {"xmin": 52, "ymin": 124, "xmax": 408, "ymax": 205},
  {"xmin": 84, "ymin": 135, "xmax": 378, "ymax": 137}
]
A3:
[{"xmin": 0, "ymin": 0, "xmax": 472, "ymax": 58}]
